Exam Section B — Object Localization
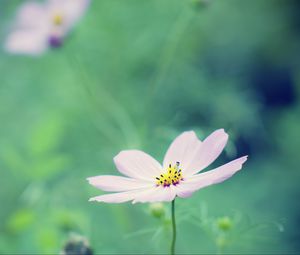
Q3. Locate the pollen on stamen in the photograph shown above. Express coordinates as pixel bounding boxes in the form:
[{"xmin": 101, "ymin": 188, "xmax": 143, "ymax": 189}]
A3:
[
  {"xmin": 53, "ymin": 14, "xmax": 63, "ymax": 26},
  {"xmin": 155, "ymin": 162, "xmax": 184, "ymax": 187}
]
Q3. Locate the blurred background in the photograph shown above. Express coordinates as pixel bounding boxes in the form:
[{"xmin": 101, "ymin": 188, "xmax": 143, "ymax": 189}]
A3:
[{"xmin": 0, "ymin": 0, "xmax": 300, "ymax": 254}]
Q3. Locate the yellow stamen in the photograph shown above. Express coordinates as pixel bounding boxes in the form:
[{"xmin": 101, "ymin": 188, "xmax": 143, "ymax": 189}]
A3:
[
  {"xmin": 155, "ymin": 162, "xmax": 183, "ymax": 187},
  {"xmin": 53, "ymin": 14, "xmax": 63, "ymax": 25}
]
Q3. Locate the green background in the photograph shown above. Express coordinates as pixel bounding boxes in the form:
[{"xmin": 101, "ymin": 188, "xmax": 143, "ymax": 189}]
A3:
[{"xmin": 0, "ymin": 0, "xmax": 300, "ymax": 254}]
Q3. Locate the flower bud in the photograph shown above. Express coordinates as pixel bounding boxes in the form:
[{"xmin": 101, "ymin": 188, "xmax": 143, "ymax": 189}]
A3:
[
  {"xmin": 216, "ymin": 236, "xmax": 227, "ymax": 248},
  {"xmin": 217, "ymin": 216, "xmax": 232, "ymax": 231},
  {"xmin": 149, "ymin": 202, "xmax": 165, "ymax": 219}
]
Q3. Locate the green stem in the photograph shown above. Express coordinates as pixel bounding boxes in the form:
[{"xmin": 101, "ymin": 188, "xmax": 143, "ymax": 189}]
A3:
[{"xmin": 171, "ymin": 199, "xmax": 176, "ymax": 255}]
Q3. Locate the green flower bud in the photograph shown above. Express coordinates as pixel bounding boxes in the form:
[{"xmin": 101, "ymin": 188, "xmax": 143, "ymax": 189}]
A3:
[
  {"xmin": 217, "ymin": 216, "xmax": 232, "ymax": 231},
  {"xmin": 149, "ymin": 202, "xmax": 165, "ymax": 219},
  {"xmin": 216, "ymin": 236, "xmax": 227, "ymax": 248}
]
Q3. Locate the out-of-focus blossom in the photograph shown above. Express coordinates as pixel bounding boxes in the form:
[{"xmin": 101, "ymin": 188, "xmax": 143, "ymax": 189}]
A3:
[
  {"xmin": 87, "ymin": 129, "xmax": 248, "ymax": 204},
  {"xmin": 5, "ymin": 0, "xmax": 90, "ymax": 55}
]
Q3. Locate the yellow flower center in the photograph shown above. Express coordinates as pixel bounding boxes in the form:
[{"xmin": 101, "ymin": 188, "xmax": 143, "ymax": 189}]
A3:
[
  {"xmin": 155, "ymin": 162, "xmax": 183, "ymax": 187},
  {"xmin": 53, "ymin": 14, "xmax": 63, "ymax": 26}
]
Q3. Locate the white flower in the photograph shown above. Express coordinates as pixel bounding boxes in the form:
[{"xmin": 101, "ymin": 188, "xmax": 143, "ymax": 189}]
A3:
[
  {"xmin": 87, "ymin": 129, "xmax": 248, "ymax": 204},
  {"xmin": 5, "ymin": 0, "xmax": 90, "ymax": 55}
]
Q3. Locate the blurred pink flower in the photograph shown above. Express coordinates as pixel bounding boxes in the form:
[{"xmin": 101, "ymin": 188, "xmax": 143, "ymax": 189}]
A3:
[
  {"xmin": 5, "ymin": 0, "xmax": 90, "ymax": 55},
  {"xmin": 88, "ymin": 129, "xmax": 248, "ymax": 204}
]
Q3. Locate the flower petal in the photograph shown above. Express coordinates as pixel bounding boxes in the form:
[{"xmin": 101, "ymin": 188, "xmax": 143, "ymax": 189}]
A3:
[
  {"xmin": 133, "ymin": 186, "xmax": 176, "ymax": 204},
  {"xmin": 174, "ymin": 184, "xmax": 195, "ymax": 198},
  {"xmin": 5, "ymin": 30, "xmax": 48, "ymax": 55},
  {"xmin": 87, "ymin": 175, "xmax": 153, "ymax": 192},
  {"xmin": 89, "ymin": 189, "xmax": 140, "ymax": 203},
  {"xmin": 163, "ymin": 131, "xmax": 202, "ymax": 171},
  {"xmin": 49, "ymin": 0, "xmax": 90, "ymax": 31},
  {"xmin": 114, "ymin": 150, "xmax": 162, "ymax": 181},
  {"xmin": 184, "ymin": 129, "xmax": 228, "ymax": 176},
  {"xmin": 16, "ymin": 2, "xmax": 48, "ymax": 29},
  {"xmin": 180, "ymin": 156, "xmax": 248, "ymax": 193}
]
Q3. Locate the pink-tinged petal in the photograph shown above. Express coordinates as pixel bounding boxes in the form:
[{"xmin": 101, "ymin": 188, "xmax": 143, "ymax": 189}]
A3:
[
  {"xmin": 4, "ymin": 30, "xmax": 48, "ymax": 55},
  {"xmin": 174, "ymin": 184, "xmax": 195, "ymax": 198},
  {"xmin": 182, "ymin": 156, "xmax": 248, "ymax": 192},
  {"xmin": 133, "ymin": 186, "xmax": 176, "ymax": 204},
  {"xmin": 89, "ymin": 189, "xmax": 141, "ymax": 204},
  {"xmin": 163, "ymin": 131, "xmax": 202, "ymax": 171},
  {"xmin": 48, "ymin": 0, "xmax": 90, "ymax": 31},
  {"xmin": 114, "ymin": 150, "xmax": 162, "ymax": 181},
  {"xmin": 184, "ymin": 129, "xmax": 229, "ymax": 176},
  {"xmin": 15, "ymin": 1, "xmax": 48, "ymax": 29},
  {"xmin": 87, "ymin": 175, "xmax": 153, "ymax": 192}
]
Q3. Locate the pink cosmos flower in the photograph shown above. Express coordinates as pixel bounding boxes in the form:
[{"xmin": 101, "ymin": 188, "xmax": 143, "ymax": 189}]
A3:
[
  {"xmin": 87, "ymin": 129, "xmax": 248, "ymax": 204},
  {"xmin": 5, "ymin": 0, "xmax": 89, "ymax": 55}
]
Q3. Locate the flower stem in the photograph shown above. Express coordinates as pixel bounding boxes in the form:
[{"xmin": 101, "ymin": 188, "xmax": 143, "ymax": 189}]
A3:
[{"xmin": 171, "ymin": 199, "xmax": 176, "ymax": 255}]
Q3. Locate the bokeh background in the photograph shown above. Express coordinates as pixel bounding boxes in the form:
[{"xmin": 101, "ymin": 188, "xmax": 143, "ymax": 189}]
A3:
[{"xmin": 1, "ymin": 0, "xmax": 300, "ymax": 254}]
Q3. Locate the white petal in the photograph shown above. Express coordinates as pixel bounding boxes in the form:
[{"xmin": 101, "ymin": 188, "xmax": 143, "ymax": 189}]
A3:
[
  {"xmin": 181, "ymin": 156, "xmax": 248, "ymax": 193},
  {"xmin": 87, "ymin": 175, "xmax": 153, "ymax": 192},
  {"xmin": 5, "ymin": 30, "xmax": 48, "ymax": 55},
  {"xmin": 114, "ymin": 150, "xmax": 162, "ymax": 181},
  {"xmin": 89, "ymin": 189, "xmax": 146, "ymax": 204},
  {"xmin": 48, "ymin": 0, "xmax": 90, "ymax": 31},
  {"xmin": 15, "ymin": 2, "xmax": 48, "ymax": 29},
  {"xmin": 184, "ymin": 129, "xmax": 228, "ymax": 176},
  {"xmin": 163, "ymin": 131, "xmax": 202, "ymax": 171},
  {"xmin": 133, "ymin": 186, "xmax": 176, "ymax": 204},
  {"xmin": 174, "ymin": 184, "xmax": 195, "ymax": 198}
]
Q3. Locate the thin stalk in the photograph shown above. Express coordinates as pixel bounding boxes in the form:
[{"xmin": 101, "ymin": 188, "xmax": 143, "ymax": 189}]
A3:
[{"xmin": 171, "ymin": 199, "xmax": 176, "ymax": 255}]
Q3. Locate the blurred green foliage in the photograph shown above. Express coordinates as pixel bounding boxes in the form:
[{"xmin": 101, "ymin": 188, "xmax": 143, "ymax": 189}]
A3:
[{"xmin": 0, "ymin": 0, "xmax": 300, "ymax": 254}]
